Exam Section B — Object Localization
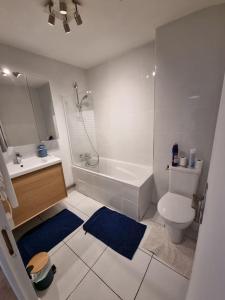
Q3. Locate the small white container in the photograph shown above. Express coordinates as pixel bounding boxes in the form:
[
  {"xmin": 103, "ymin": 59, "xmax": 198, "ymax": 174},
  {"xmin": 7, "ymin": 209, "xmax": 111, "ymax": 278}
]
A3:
[
  {"xmin": 180, "ymin": 157, "xmax": 187, "ymax": 167},
  {"xmin": 195, "ymin": 159, "xmax": 203, "ymax": 171}
]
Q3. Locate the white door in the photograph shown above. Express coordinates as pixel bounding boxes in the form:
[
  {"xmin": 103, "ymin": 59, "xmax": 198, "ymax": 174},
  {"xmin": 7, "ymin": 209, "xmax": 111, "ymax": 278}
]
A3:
[{"xmin": 0, "ymin": 148, "xmax": 37, "ymax": 300}]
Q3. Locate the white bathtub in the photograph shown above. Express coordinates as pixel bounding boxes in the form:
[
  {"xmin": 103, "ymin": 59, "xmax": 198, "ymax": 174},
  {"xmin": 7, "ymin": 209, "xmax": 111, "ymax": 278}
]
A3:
[{"xmin": 72, "ymin": 157, "xmax": 153, "ymax": 220}]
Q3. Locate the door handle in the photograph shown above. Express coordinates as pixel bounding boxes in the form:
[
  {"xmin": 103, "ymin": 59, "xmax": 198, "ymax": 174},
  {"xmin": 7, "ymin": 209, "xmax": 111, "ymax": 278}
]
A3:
[{"xmin": 1, "ymin": 229, "xmax": 14, "ymax": 256}]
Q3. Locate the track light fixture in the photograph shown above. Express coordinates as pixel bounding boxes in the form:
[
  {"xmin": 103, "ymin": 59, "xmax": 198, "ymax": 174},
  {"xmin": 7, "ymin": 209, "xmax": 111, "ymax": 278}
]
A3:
[
  {"xmin": 59, "ymin": 1, "xmax": 67, "ymax": 15},
  {"xmin": 1, "ymin": 68, "xmax": 22, "ymax": 78},
  {"xmin": 74, "ymin": 2, "xmax": 82, "ymax": 25},
  {"xmin": 45, "ymin": 0, "xmax": 83, "ymax": 34},
  {"xmin": 48, "ymin": 13, "xmax": 55, "ymax": 26},
  {"xmin": 63, "ymin": 16, "xmax": 70, "ymax": 34}
]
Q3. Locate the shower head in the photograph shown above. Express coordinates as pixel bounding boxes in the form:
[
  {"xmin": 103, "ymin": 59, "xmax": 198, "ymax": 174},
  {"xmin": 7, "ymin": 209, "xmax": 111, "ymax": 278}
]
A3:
[{"xmin": 77, "ymin": 94, "xmax": 89, "ymax": 111}]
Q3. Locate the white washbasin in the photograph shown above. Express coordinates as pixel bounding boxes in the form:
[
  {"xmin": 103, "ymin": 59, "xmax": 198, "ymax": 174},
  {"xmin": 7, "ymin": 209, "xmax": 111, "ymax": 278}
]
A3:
[{"xmin": 7, "ymin": 155, "xmax": 61, "ymax": 179}]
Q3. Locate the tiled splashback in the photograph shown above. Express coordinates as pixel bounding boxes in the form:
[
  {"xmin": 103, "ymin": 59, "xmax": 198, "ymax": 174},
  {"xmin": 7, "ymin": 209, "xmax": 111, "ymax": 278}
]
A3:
[
  {"xmin": 3, "ymin": 140, "xmax": 61, "ymax": 164},
  {"xmin": 64, "ymin": 98, "xmax": 97, "ymax": 164}
]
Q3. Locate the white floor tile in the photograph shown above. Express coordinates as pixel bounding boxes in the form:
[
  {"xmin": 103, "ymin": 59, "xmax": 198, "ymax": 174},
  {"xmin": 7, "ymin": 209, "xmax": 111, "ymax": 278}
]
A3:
[
  {"xmin": 38, "ymin": 245, "xmax": 89, "ymax": 300},
  {"xmin": 66, "ymin": 229, "xmax": 107, "ymax": 267},
  {"xmin": 48, "ymin": 241, "xmax": 64, "ymax": 256},
  {"xmin": 74, "ymin": 194, "xmax": 103, "ymax": 217},
  {"xmin": 65, "ymin": 190, "xmax": 85, "ymax": 208},
  {"xmin": 136, "ymin": 258, "xmax": 189, "ymax": 300},
  {"xmin": 141, "ymin": 204, "xmax": 164, "ymax": 226},
  {"xmin": 93, "ymin": 248, "xmax": 151, "ymax": 300},
  {"xmin": 138, "ymin": 226, "xmax": 153, "ymax": 256},
  {"xmin": 68, "ymin": 270, "xmax": 120, "ymax": 300},
  {"xmin": 39, "ymin": 201, "xmax": 87, "ymax": 221}
]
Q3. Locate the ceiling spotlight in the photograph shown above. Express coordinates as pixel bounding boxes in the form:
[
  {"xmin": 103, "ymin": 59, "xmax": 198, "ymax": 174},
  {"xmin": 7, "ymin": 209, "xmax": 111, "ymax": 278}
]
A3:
[
  {"xmin": 74, "ymin": 2, "xmax": 82, "ymax": 25},
  {"xmin": 48, "ymin": 13, "xmax": 55, "ymax": 26},
  {"xmin": 48, "ymin": 1, "xmax": 55, "ymax": 26},
  {"xmin": 63, "ymin": 17, "xmax": 70, "ymax": 34},
  {"xmin": 1, "ymin": 68, "xmax": 11, "ymax": 76},
  {"xmin": 12, "ymin": 72, "xmax": 22, "ymax": 78},
  {"xmin": 59, "ymin": 1, "xmax": 67, "ymax": 15}
]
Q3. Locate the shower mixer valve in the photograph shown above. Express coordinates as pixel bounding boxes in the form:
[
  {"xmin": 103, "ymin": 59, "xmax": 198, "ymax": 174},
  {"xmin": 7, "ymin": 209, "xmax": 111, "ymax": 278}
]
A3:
[{"xmin": 80, "ymin": 153, "xmax": 91, "ymax": 162}]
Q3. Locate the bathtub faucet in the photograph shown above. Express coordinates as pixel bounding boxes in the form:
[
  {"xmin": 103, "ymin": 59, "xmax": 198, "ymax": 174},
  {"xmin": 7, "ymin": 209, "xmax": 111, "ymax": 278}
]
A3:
[{"xmin": 80, "ymin": 153, "xmax": 91, "ymax": 162}]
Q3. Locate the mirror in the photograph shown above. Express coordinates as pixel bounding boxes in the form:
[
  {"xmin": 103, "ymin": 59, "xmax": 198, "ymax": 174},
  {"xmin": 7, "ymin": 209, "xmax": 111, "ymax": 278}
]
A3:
[
  {"xmin": 27, "ymin": 75, "xmax": 58, "ymax": 142},
  {"xmin": 0, "ymin": 69, "xmax": 58, "ymax": 148}
]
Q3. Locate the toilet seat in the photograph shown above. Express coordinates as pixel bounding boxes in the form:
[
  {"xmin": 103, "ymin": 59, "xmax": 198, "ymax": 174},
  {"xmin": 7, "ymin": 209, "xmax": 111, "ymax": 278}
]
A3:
[{"xmin": 158, "ymin": 192, "xmax": 195, "ymax": 224}]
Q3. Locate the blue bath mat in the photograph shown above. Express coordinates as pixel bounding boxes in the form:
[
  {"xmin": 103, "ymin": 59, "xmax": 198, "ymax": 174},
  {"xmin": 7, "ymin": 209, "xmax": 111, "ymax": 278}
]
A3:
[
  {"xmin": 17, "ymin": 209, "xmax": 84, "ymax": 266},
  {"xmin": 83, "ymin": 207, "xmax": 147, "ymax": 259}
]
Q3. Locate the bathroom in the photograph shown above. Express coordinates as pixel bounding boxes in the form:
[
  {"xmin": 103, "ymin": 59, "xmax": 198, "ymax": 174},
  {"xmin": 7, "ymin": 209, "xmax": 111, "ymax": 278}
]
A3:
[{"xmin": 0, "ymin": 1, "xmax": 225, "ymax": 300}]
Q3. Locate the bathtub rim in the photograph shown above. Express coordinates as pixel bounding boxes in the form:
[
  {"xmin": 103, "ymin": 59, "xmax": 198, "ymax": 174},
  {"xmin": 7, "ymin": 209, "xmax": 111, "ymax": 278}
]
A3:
[{"xmin": 72, "ymin": 157, "xmax": 153, "ymax": 188}]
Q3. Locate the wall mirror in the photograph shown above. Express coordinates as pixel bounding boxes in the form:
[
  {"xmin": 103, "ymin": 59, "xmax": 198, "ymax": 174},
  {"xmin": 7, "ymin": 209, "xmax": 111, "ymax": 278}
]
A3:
[{"xmin": 0, "ymin": 68, "xmax": 58, "ymax": 149}]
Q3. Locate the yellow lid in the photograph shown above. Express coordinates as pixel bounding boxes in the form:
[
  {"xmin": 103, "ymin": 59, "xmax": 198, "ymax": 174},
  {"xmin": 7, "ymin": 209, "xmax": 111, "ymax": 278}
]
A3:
[{"xmin": 27, "ymin": 252, "xmax": 49, "ymax": 274}]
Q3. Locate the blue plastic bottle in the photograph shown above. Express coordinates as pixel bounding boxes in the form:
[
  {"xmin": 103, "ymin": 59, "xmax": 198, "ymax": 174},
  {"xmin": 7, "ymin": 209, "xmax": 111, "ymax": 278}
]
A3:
[
  {"xmin": 37, "ymin": 144, "xmax": 48, "ymax": 158},
  {"xmin": 172, "ymin": 143, "xmax": 179, "ymax": 166}
]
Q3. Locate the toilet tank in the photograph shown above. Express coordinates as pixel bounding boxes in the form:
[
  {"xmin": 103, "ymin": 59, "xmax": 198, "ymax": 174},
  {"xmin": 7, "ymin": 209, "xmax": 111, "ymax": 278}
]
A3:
[{"xmin": 169, "ymin": 166, "xmax": 201, "ymax": 198}]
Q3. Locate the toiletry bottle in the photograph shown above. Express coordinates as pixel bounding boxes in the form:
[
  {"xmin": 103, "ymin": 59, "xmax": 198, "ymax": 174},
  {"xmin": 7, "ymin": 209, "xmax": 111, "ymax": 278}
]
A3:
[
  {"xmin": 172, "ymin": 143, "xmax": 179, "ymax": 166},
  {"xmin": 37, "ymin": 144, "xmax": 48, "ymax": 158},
  {"xmin": 189, "ymin": 148, "xmax": 196, "ymax": 168}
]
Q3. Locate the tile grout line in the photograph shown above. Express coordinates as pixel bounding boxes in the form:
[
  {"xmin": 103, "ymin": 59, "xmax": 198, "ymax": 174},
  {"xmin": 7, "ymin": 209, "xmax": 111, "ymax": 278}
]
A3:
[
  {"xmin": 139, "ymin": 218, "xmax": 192, "ymax": 280},
  {"xmin": 90, "ymin": 245, "xmax": 108, "ymax": 268},
  {"xmin": 90, "ymin": 269, "xmax": 124, "ymax": 300},
  {"xmin": 64, "ymin": 244, "xmax": 123, "ymax": 299},
  {"xmin": 47, "ymin": 241, "xmax": 92, "ymax": 300},
  {"xmin": 59, "ymin": 243, "xmax": 92, "ymax": 300},
  {"xmin": 64, "ymin": 243, "xmax": 93, "ymax": 270},
  {"xmin": 138, "ymin": 247, "xmax": 153, "ymax": 257},
  {"xmin": 153, "ymin": 256, "xmax": 190, "ymax": 280},
  {"xmin": 134, "ymin": 255, "xmax": 153, "ymax": 300},
  {"xmin": 48, "ymin": 242, "xmax": 65, "ymax": 257},
  {"xmin": 65, "ymin": 268, "xmax": 92, "ymax": 300},
  {"xmin": 63, "ymin": 226, "xmax": 83, "ymax": 243},
  {"xmin": 65, "ymin": 201, "xmax": 91, "ymax": 218}
]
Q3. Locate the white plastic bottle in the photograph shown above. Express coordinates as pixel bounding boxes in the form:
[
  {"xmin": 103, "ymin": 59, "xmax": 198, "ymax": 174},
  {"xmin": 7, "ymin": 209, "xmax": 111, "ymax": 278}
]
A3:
[{"xmin": 189, "ymin": 148, "xmax": 196, "ymax": 168}]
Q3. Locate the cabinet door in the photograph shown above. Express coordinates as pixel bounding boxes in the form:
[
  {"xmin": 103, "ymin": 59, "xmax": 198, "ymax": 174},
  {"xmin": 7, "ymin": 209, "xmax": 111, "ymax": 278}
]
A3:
[{"xmin": 11, "ymin": 163, "xmax": 67, "ymax": 227}]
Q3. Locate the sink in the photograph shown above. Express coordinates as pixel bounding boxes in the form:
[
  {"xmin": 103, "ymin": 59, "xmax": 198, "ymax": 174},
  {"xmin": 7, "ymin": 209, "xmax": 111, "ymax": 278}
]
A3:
[{"xmin": 7, "ymin": 155, "xmax": 61, "ymax": 178}]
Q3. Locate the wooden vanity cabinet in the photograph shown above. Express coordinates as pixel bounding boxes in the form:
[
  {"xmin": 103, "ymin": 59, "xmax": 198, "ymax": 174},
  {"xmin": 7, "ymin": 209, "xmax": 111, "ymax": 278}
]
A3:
[{"xmin": 10, "ymin": 163, "xmax": 67, "ymax": 228}]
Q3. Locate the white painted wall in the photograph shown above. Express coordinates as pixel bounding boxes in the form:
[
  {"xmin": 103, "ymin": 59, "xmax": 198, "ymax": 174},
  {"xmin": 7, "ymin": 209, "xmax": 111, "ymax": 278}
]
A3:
[
  {"xmin": 0, "ymin": 43, "xmax": 87, "ymax": 186},
  {"xmin": 87, "ymin": 42, "xmax": 155, "ymax": 166},
  {"xmin": 153, "ymin": 4, "xmax": 225, "ymax": 202},
  {"xmin": 186, "ymin": 76, "xmax": 225, "ymax": 300}
]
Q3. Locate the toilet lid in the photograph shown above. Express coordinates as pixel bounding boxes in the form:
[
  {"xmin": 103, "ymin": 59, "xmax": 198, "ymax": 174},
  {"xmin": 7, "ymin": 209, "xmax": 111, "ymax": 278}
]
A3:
[{"xmin": 158, "ymin": 192, "xmax": 195, "ymax": 224}]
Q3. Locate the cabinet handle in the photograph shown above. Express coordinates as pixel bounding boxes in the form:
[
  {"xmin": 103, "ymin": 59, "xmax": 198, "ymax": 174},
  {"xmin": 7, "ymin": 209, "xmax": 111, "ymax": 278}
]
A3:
[{"xmin": 1, "ymin": 229, "xmax": 14, "ymax": 255}]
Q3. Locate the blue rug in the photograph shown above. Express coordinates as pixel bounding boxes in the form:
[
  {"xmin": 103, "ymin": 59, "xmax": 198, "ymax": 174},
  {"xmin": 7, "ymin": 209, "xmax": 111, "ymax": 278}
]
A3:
[
  {"xmin": 83, "ymin": 207, "xmax": 147, "ymax": 260},
  {"xmin": 17, "ymin": 209, "xmax": 84, "ymax": 266}
]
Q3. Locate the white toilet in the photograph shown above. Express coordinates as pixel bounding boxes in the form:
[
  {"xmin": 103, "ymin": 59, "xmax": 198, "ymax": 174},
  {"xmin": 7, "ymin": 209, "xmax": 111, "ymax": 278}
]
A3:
[{"xmin": 157, "ymin": 165, "xmax": 201, "ymax": 244}]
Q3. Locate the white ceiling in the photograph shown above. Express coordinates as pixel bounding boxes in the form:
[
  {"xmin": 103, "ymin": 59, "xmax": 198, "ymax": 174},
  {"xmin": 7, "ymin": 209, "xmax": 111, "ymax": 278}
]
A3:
[{"xmin": 0, "ymin": 0, "xmax": 224, "ymax": 69}]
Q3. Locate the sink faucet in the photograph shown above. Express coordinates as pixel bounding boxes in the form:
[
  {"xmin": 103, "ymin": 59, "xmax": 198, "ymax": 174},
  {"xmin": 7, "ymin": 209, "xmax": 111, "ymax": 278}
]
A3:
[{"xmin": 15, "ymin": 153, "xmax": 23, "ymax": 165}]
